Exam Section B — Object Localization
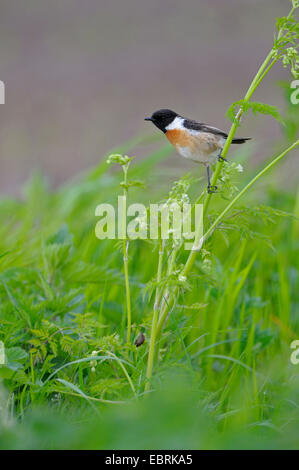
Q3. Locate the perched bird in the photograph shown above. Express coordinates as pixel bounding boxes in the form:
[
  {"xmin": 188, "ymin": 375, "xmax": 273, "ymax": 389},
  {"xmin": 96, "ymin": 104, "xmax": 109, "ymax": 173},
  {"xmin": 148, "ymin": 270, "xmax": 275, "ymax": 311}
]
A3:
[{"xmin": 145, "ymin": 109, "xmax": 250, "ymax": 193}]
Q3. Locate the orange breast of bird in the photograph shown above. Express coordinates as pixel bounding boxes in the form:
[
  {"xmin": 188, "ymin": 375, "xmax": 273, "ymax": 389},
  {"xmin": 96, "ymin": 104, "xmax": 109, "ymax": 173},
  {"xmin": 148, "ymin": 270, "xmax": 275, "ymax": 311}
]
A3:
[
  {"xmin": 165, "ymin": 129, "xmax": 192, "ymax": 150},
  {"xmin": 166, "ymin": 129, "xmax": 220, "ymax": 157}
]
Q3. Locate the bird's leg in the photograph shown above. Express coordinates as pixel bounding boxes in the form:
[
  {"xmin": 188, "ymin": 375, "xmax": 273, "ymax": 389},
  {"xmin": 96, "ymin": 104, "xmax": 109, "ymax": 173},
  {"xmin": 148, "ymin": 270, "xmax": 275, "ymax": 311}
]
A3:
[
  {"xmin": 218, "ymin": 148, "xmax": 227, "ymax": 162},
  {"xmin": 206, "ymin": 166, "xmax": 217, "ymax": 194}
]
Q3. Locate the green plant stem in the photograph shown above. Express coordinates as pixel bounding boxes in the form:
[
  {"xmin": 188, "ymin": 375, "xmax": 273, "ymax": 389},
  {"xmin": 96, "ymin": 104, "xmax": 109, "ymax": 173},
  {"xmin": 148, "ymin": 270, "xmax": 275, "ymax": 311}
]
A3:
[
  {"xmin": 30, "ymin": 350, "xmax": 35, "ymax": 403},
  {"xmin": 205, "ymin": 51, "xmax": 275, "ymax": 210},
  {"xmin": 122, "ymin": 165, "xmax": 132, "ymax": 343},
  {"xmin": 153, "ymin": 244, "xmax": 178, "ymax": 312},
  {"xmin": 124, "ymin": 241, "xmax": 131, "ymax": 343},
  {"xmin": 145, "ymin": 238, "xmax": 164, "ymax": 392},
  {"xmin": 105, "ymin": 350, "xmax": 136, "ymax": 397},
  {"xmin": 155, "ymin": 291, "xmax": 173, "ymax": 339},
  {"xmin": 202, "ymin": 0, "xmax": 295, "ymax": 219}
]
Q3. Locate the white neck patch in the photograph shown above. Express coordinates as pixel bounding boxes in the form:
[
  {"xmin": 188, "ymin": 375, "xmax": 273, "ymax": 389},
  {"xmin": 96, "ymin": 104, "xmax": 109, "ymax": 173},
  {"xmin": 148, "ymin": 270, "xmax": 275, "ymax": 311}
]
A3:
[{"xmin": 165, "ymin": 116, "xmax": 184, "ymax": 131}]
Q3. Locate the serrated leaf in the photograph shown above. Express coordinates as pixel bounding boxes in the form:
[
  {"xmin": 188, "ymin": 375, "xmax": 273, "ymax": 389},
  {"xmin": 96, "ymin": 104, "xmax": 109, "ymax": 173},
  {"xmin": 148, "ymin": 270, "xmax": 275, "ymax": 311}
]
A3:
[{"xmin": 226, "ymin": 100, "xmax": 284, "ymax": 125}]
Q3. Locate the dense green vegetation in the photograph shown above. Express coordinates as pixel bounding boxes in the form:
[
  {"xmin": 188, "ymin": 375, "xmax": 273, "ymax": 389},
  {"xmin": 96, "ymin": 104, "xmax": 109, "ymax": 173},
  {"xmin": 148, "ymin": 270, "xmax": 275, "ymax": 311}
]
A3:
[{"xmin": 0, "ymin": 126, "xmax": 298, "ymax": 448}]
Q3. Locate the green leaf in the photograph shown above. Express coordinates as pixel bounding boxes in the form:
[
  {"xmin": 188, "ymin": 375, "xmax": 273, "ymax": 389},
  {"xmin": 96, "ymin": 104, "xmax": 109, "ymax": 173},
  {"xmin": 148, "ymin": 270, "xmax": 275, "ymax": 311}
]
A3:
[
  {"xmin": 120, "ymin": 180, "xmax": 145, "ymax": 190},
  {"xmin": 55, "ymin": 378, "xmax": 100, "ymax": 415},
  {"xmin": 226, "ymin": 100, "xmax": 284, "ymax": 125},
  {"xmin": 106, "ymin": 154, "xmax": 133, "ymax": 166},
  {"xmin": 47, "ymin": 224, "xmax": 73, "ymax": 245},
  {"xmin": 0, "ymin": 367, "xmax": 14, "ymax": 379},
  {"xmin": 5, "ymin": 346, "xmax": 28, "ymax": 371}
]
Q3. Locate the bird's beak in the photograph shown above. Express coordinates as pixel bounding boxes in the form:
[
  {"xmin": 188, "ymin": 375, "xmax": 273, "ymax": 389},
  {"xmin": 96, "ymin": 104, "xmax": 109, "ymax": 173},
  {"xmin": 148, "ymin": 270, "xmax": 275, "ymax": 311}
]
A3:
[{"xmin": 144, "ymin": 117, "xmax": 153, "ymax": 121}]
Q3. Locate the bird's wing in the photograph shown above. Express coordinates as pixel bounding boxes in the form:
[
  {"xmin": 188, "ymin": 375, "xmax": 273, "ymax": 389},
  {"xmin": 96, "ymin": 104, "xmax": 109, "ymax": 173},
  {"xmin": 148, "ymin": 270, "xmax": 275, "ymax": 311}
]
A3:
[{"xmin": 183, "ymin": 119, "xmax": 228, "ymax": 138}]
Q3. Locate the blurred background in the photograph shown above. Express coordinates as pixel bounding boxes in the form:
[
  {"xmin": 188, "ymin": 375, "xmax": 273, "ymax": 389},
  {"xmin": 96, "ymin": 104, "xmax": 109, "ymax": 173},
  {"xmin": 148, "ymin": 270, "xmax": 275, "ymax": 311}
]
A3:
[{"xmin": 0, "ymin": 0, "xmax": 294, "ymax": 195}]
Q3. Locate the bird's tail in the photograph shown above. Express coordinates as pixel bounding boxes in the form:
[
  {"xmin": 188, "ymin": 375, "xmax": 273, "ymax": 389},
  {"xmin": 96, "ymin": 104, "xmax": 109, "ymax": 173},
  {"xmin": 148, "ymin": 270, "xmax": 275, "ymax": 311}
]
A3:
[{"xmin": 232, "ymin": 137, "xmax": 251, "ymax": 144}]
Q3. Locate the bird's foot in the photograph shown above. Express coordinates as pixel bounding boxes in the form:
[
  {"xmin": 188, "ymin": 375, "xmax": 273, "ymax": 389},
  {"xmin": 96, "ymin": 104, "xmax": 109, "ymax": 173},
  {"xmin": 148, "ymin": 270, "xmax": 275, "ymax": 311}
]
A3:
[
  {"xmin": 218, "ymin": 154, "xmax": 228, "ymax": 162},
  {"xmin": 207, "ymin": 185, "xmax": 218, "ymax": 194}
]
